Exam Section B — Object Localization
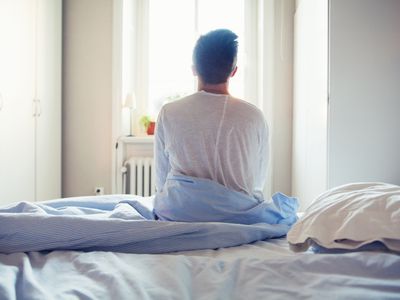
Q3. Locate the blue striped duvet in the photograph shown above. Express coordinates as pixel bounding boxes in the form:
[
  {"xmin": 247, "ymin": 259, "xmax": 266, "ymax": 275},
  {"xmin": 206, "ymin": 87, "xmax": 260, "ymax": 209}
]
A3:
[{"xmin": 0, "ymin": 175, "xmax": 298, "ymax": 254}]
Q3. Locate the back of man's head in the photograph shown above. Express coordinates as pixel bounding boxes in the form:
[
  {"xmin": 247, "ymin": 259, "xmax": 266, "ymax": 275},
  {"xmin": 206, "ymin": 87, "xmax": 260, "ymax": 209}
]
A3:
[{"xmin": 193, "ymin": 29, "xmax": 238, "ymax": 85}]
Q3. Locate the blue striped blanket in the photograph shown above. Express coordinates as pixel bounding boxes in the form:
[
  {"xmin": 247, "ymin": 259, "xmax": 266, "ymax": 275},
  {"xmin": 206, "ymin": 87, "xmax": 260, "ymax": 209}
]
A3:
[{"xmin": 0, "ymin": 175, "xmax": 298, "ymax": 254}]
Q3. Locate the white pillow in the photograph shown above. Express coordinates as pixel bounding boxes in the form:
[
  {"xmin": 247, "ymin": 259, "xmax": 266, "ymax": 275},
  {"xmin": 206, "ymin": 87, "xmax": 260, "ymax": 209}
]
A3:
[{"xmin": 287, "ymin": 182, "xmax": 400, "ymax": 252}]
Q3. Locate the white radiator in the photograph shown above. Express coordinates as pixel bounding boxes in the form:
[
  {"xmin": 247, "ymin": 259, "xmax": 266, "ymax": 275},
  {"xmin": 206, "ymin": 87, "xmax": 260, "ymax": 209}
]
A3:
[{"xmin": 122, "ymin": 157, "xmax": 156, "ymax": 196}]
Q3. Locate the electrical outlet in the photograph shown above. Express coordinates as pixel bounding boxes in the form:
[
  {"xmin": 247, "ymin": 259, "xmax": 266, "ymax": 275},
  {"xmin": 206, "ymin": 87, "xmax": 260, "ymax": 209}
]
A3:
[{"xmin": 94, "ymin": 187, "xmax": 104, "ymax": 196}]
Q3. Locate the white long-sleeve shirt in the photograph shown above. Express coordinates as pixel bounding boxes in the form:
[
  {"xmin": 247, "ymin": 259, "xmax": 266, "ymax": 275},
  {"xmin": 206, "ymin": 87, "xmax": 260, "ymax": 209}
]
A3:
[{"xmin": 155, "ymin": 91, "xmax": 269, "ymax": 199}]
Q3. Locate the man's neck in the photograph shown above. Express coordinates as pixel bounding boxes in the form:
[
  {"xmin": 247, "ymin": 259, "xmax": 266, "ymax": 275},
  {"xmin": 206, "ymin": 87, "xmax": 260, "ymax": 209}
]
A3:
[{"xmin": 198, "ymin": 81, "xmax": 229, "ymax": 95}]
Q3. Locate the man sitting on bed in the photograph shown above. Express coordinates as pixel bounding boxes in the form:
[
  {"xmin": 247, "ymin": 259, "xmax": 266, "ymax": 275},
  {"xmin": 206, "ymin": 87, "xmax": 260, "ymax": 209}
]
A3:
[{"xmin": 153, "ymin": 29, "xmax": 272, "ymax": 223}]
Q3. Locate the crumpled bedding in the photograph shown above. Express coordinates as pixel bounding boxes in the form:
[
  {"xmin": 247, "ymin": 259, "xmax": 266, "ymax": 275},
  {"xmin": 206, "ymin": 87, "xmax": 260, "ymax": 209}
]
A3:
[{"xmin": 0, "ymin": 175, "xmax": 298, "ymax": 254}]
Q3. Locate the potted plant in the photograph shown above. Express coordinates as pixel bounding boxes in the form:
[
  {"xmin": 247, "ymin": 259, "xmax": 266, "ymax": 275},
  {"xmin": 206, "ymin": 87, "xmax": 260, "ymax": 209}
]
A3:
[{"xmin": 139, "ymin": 115, "xmax": 156, "ymax": 135}]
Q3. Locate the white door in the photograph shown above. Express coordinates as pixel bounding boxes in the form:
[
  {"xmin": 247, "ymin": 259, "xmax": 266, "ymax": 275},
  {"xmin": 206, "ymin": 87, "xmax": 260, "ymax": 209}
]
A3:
[
  {"xmin": 0, "ymin": 0, "xmax": 36, "ymax": 205},
  {"xmin": 36, "ymin": 0, "xmax": 62, "ymax": 201}
]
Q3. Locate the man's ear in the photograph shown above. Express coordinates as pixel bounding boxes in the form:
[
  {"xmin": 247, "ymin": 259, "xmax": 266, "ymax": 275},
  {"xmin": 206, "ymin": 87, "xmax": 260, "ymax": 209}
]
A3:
[
  {"xmin": 230, "ymin": 66, "xmax": 238, "ymax": 78},
  {"xmin": 192, "ymin": 65, "xmax": 198, "ymax": 76}
]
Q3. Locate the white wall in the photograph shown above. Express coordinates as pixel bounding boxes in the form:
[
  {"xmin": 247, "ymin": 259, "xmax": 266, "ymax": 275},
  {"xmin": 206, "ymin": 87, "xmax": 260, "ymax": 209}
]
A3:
[
  {"xmin": 63, "ymin": 0, "xmax": 113, "ymax": 197},
  {"xmin": 329, "ymin": 0, "xmax": 400, "ymax": 187}
]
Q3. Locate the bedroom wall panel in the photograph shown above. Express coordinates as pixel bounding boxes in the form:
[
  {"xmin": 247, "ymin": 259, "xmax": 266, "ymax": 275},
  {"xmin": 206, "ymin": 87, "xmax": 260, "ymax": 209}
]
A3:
[
  {"xmin": 328, "ymin": 0, "xmax": 400, "ymax": 188},
  {"xmin": 62, "ymin": 0, "xmax": 113, "ymax": 197}
]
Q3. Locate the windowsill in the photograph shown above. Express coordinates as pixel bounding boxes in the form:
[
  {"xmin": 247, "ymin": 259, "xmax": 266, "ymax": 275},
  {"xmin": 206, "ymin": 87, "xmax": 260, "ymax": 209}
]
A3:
[{"xmin": 120, "ymin": 135, "xmax": 154, "ymax": 144}]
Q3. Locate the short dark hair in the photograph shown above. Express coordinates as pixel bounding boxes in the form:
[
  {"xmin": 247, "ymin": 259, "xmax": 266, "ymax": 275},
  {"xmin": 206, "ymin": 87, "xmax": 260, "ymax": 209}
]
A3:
[{"xmin": 193, "ymin": 29, "xmax": 238, "ymax": 84}]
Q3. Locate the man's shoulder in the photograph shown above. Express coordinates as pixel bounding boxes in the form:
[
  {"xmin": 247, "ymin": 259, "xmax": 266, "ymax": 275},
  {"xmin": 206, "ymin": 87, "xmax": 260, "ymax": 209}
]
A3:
[
  {"xmin": 158, "ymin": 94, "xmax": 200, "ymax": 123},
  {"xmin": 230, "ymin": 96, "xmax": 260, "ymax": 110},
  {"xmin": 161, "ymin": 93, "xmax": 197, "ymax": 110},
  {"xmin": 228, "ymin": 96, "xmax": 265, "ymax": 120}
]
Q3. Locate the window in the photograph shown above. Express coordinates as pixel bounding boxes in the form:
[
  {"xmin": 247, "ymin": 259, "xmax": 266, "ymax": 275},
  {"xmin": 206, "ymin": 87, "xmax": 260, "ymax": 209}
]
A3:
[
  {"xmin": 114, "ymin": 0, "xmax": 292, "ymax": 197},
  {"xmin": 121, "ymin": 0, "xmax": 259, "ymax": 133},
  {"xmin": 148, "ymin": 0, "xmax": 246, "ymax": 115}
]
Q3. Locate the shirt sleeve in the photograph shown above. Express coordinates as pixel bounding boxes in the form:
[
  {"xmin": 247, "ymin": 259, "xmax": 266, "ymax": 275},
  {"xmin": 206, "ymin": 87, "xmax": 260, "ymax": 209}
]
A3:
[{"xmin": 154, "ymin": 107, "xmax": 171, "ymax": 192}]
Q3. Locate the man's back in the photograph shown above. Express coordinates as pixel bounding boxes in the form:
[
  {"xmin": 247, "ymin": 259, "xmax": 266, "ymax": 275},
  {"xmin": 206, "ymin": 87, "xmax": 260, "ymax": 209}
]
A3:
[{"xmin": 155, "ymin": 91, "xmax": 269, "ymax": 198}]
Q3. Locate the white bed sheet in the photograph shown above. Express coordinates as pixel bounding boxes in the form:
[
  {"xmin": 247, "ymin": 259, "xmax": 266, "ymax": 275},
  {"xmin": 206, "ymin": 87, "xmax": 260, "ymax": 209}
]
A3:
[{"xmin": 1, "ymin": 238, "xmax": 399, "ymax": 300}]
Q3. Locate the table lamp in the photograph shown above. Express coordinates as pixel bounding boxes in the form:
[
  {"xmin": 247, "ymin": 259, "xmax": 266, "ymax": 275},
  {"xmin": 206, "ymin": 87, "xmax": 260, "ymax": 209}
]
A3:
[{"xmin": 124, "ymin": 92, "xmax": 136, "ymax": 136}]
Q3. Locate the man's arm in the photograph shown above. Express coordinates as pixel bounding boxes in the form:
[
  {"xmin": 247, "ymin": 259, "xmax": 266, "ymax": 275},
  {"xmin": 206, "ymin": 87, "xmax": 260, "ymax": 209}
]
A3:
[{"xmin": 154, "ymin": 108, "xmax": 170, "ymax": 192}]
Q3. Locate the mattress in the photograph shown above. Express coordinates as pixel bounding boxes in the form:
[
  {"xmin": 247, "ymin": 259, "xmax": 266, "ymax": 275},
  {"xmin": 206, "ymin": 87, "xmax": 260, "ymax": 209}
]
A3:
[
  {"xmin": 1, "ymin": 237, "xmax": 399, "ymax": 299},
  {"xmin": 1, "ymin": 189, "xmax": 399, "ymax": 299}
]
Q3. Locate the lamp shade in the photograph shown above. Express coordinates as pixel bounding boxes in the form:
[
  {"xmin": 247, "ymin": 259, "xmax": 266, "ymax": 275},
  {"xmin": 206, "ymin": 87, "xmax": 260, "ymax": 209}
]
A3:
[{"xmin": 124, "ymin": 92, "xmax": 136, "ymax": 109}]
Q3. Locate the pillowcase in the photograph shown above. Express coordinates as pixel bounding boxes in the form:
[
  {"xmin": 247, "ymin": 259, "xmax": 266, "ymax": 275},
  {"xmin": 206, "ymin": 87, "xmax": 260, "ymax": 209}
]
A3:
[{"xmin": 287, "ymin": 182, "xmax": 400, "ymax": 253}]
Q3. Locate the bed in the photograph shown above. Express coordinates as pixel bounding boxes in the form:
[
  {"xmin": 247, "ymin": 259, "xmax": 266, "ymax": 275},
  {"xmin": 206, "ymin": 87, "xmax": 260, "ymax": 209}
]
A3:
[{"xmin": 1, "ymin": 182, "xmax": 399, "ymax": 299}]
